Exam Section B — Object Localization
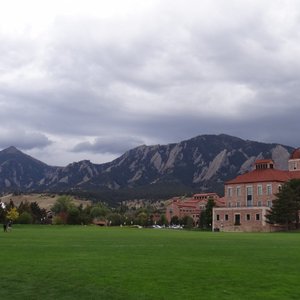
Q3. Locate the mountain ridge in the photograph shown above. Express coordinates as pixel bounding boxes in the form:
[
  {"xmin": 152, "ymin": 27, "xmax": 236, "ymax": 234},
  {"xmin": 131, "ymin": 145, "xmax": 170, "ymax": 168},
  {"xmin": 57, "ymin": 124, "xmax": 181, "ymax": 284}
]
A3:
[{"xmin": 0, "ymin": 134, "xmax": 295, "ymax": 202}]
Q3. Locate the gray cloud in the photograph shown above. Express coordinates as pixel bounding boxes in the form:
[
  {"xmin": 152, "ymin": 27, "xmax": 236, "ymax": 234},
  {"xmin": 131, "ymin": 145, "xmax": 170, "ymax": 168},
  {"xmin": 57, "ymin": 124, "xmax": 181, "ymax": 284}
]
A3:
[
  {"xmin": 0, "ymin": 1, "xmax": 300, "ymax": 164},
  {"xmin": 0, "ymin": 129, "xmax": 52, "ymax": 150},
  {"xmin": 72, "ymin": 136, "xmax": 144, "ymax": 154}
]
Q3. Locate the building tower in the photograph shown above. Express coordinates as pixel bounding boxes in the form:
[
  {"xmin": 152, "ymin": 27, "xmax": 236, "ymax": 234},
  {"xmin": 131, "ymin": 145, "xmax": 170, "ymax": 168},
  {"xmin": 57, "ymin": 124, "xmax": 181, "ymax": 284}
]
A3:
[{"xmin": 288, "ymin": 148, "xmax": 300, "ymax": 171}]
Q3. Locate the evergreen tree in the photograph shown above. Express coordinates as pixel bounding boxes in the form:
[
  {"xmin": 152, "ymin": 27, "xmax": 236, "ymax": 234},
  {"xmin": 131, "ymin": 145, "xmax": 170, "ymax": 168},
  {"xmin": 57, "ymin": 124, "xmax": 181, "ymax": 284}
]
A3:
[
  {"xmin": 30, "ymin": 202, "xmax": 47, "ymax": 224},
  {"xmin": 199, "ymin": 210, "xmax": 207, "ymax": 229},
  {"xmin": 18, "ymin": 201, "xmax": 31, "ymax": 214},
  {"xmin": 170, "ymin": 215, "xmax": 180, "ymax": 225},
  {"xmin": 266, "ymin": 179, "xmax": 300, "ymax": 230},
  {"xmin": 199, "ymin": 197, "xmax": 215, "ymax": 230},
  {"xmin": 0, "ymin": 204, "xmax": 6, "ymax": 223}
]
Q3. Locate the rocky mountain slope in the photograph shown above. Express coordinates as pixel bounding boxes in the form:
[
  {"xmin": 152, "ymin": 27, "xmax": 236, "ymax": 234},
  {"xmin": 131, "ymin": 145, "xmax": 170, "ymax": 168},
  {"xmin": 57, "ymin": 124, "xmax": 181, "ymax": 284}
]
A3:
[
  {"xmin": 0, "ymin": 134, "xmax": 294, "ymax": 199},
  {"xmin": 0, "ymin": 146, "xmax": 53, "ymax": 190}
]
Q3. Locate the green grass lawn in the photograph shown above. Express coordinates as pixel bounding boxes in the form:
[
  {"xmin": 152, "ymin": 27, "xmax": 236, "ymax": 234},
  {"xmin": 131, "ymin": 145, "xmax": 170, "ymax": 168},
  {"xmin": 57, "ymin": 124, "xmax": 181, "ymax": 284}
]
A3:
[{"xmin": 0, "ymin": 226, "xmax": 299, "ymax": 300}]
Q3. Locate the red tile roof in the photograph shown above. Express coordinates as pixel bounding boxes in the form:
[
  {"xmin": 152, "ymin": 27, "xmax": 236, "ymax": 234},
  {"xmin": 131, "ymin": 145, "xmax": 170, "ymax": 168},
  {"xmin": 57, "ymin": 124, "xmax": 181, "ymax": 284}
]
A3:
[
  {"xmin": 255, "ymin": 159, "xmax": 274, "ymax": 164},
  {"xmin": 193, "ymin": 193, "xmax": 218, "ymax": 197},
  {"xmin": 177, "ymin": 203, "xmax": 198, "ymax": 208},
  {"xmin": 217, "ymin": 197, "xmax": 226, "ymax": 204},
  {"xmin": 226, "ymin": 169, "xmax": 291, "ymax": 185},
  {"xmin": 289, "ymin": 171, "xmax": 300, "ymax": 179}
]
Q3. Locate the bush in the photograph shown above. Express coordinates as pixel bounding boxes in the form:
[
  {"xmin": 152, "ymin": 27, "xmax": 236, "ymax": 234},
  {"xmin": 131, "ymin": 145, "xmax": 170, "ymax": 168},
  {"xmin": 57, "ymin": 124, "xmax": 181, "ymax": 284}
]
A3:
[
  {"xmin": 18, "ymin": 212, "xmax": 33, "ymax": 224},
  {"xmin": 67, "ymin": 206, "xmax": 81, "ymax": 225},
  {"xmin": 52, "ymin": 216, "xmax": 65, "ymax": 225},
  {"xmin": 181, "ymin": 216, "xmax": 194, "ymax": 229}
]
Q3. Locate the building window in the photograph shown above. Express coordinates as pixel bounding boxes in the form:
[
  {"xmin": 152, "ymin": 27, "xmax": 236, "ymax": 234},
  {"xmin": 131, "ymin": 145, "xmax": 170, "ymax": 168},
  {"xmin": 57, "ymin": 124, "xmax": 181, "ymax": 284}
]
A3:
[
  {"xmin": 246, "ymin": 214, "xmax": 251, "ymax": 221},
  {"xmin": 225, "ymin": 214, "xmax": 229, "ymax": 221},
  {"xmin": 267, "ymin": 200, "xmax": 272, "ymax": 207},
  {"xmin": 246, "ymin": 186, "xmax": 253, "ymax": 207},
  {"xmin": 257, "ymin": 200, "xmax": 262, "ymax": 207},
  {"xmin": 256, "ymin": 214, "xmax": 260, "ymax": 221},
  {"xmin": 266, "ymin": 184, "xmax": 272, "ymax": 195},
  {"xmin": 216, "ymin": 214, "xmax": 220, "ymax": 221},
  {"xmin": 237, "ymin": 201, "xmax": 241, "ymax": 207},
  {"xmin": 257, "ymin": 185, "xmax": 263, "ymax": 196},
  {"xmin": 234, "ymin": 214, "xmax": 241, "ymax": 225},
  {"xmin": 236, "ymin": 186, "xmax": 241, "ymax": 197},
  {"xmin": 278, "ymin": 185, "xmax": 282, "ymax": 192},
  {"xmin": 228, "ymin": 202, "xmax": 231, "ymax": 207},
  {"xmin": 228, "ymin": 187, "xmax": 233, "ymax": 197}
]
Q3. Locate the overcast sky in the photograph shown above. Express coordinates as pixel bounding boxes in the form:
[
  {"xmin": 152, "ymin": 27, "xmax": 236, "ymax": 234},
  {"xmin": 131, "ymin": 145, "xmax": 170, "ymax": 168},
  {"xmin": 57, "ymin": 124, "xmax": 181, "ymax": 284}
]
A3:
[{"xmin": 1, "ymin": 0, "xmax": 300, "ymax": 166}]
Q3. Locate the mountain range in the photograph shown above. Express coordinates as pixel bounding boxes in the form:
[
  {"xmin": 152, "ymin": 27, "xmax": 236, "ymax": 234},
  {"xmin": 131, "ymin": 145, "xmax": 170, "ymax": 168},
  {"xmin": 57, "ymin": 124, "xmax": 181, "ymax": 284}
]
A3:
[{"xmin": 0, "ymin": 134, "xmax": 294, "ymax": 203}]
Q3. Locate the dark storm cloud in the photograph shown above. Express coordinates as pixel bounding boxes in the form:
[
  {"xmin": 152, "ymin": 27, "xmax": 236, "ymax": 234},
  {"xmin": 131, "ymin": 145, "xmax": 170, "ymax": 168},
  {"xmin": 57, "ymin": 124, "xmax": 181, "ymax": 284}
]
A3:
[
  {"xmin": 0, "ymin": 130, "xmax": 52, "ymax": 150},
  {"xmin": 1, "ymin": 0, "xmax": 300, "ymax": 164}
]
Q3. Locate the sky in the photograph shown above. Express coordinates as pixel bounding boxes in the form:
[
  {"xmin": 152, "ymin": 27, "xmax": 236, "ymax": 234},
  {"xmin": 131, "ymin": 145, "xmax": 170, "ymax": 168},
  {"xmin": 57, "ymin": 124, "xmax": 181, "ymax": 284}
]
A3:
[{"xmin": 0, "ymin": 0, "xmax": 300, "ymax": 166}]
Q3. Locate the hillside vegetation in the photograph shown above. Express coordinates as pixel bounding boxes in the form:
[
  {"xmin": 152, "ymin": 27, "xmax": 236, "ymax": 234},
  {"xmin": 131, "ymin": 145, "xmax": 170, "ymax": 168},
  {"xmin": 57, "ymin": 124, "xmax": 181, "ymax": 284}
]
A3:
[{"xmin": 0, "ymin": 193, "xmax": 91, "ymax": 211}]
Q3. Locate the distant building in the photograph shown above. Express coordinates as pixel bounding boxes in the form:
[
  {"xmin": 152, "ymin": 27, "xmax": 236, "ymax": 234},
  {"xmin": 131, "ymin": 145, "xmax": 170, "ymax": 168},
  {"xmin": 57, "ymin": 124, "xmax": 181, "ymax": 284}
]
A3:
[
  {"xmin": 166, "ymin": 193, "xmax": 224, "ymax": 226},
  {"xmin": 213, "ymin": 149, "xmax": 300, "ymax": 232}
]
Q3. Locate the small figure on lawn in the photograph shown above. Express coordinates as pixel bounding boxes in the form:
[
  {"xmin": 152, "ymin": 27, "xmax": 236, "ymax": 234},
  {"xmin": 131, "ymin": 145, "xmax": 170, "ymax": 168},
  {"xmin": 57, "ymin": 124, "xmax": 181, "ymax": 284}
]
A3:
[{"xmin": 7, "ymin": 221, "xmax": 12, "ymax": 232}]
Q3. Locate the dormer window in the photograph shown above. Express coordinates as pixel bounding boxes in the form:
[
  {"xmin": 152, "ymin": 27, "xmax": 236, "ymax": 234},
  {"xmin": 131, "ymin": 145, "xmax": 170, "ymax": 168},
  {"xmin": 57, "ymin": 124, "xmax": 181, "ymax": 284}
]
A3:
[{"xmin": 255, "ymin": 160, "xmax": 274, "ymax": 170}]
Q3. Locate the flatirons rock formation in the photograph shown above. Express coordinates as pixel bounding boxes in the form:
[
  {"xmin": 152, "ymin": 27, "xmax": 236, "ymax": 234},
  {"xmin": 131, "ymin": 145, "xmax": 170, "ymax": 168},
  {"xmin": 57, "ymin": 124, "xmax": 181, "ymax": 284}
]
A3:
[{"xmin": 0, "ymin": 134, "xmax": 294, "ymax": 200}]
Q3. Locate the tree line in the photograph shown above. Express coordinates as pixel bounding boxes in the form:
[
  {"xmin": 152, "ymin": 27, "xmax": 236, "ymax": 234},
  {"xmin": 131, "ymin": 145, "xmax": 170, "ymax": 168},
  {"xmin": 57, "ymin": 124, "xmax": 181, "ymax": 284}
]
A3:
[
  {"xmin": 0, "ymin": 199, "xmax": 47, "ymax": 225},
  {"xmin": 0, "ymin": 195, "xmax": 169, "ymax": 227},
  {"xmin": 2, "ymin": 179, "xmax": 299, "ymax": 230}
]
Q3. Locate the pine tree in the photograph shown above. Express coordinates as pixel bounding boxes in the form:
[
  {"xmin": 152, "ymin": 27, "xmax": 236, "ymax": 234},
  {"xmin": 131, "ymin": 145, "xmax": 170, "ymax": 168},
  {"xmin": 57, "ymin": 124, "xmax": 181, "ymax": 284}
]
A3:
[
  {"xmin": 199, "ymin": 197, "xmax": 215, "ymax": 230},
  {"xmin": 266, "ymin": 179, "xmax": 300, "ymax": 230}
]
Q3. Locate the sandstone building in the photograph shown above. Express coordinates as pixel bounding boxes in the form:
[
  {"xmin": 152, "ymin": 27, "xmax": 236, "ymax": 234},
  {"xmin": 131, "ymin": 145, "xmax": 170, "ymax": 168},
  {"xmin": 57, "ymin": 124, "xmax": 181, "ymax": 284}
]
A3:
[
  {"xmin": 166, "ymin": 193, "xmax": 224, "ymax": 226},
  {"xmin": 213, "ymin": 149, "xmax": 300, "ymax": 232}
]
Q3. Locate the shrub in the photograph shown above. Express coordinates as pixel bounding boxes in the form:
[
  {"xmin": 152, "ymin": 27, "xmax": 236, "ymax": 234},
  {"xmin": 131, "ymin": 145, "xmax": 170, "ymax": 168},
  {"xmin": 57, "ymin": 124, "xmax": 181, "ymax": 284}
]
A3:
[
  {"xmin": 18, "ymin": 212, "xmax": 33, "ymax": 224},
  {"xmin": 52, "ymin": 216, "xmax": 65, "ymax": 225},
  {"xmin": 67, "ymin": 206, "xmax": 81, "ymax": 225}
]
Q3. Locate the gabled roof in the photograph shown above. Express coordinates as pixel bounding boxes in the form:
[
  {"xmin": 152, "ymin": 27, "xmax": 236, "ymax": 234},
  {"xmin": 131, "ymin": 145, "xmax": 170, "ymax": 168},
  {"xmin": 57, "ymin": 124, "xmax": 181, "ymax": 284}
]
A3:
[{"xmin": 226, "ymin": 169, "xmax": 291, "ymax": 185}]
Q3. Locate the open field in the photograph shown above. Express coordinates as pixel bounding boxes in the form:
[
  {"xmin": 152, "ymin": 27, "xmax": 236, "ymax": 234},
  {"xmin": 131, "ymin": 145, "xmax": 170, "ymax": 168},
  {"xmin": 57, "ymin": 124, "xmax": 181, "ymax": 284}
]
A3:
[{"xmin": 0, "ymin": 226, "xmax": 299, "ymax": 300}]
